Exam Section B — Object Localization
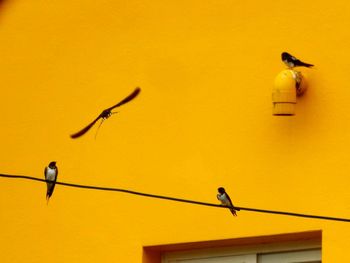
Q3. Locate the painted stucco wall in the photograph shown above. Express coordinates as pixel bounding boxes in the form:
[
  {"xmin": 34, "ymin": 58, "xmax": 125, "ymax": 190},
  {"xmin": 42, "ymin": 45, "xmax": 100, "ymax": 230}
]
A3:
[{"xmin": 0, "ymin": 0, "xmax": 349, "ymax": 261}]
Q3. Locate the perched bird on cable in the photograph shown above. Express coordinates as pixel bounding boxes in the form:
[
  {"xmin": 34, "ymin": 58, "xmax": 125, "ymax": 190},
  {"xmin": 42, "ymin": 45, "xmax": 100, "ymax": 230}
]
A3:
[
  {"xmin": 70, "ymin": 87, "xmax": 141, "ymax": 139},
  {"xmin": 44, "ymin": 161, "xmax": 58, "ymax": 203},
  {"xmin": 217, "ymin": 187, "xmax": 240, "ymax": 216},
  {"xmin": 281, "ymin": 52, "xmax": 314, "ymax": 68}
]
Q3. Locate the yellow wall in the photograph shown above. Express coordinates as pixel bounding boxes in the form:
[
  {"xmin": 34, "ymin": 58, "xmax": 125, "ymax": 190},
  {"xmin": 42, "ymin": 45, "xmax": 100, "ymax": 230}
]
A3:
[{"xmin": 0, "ymin": 0, "xmax": 350, "ymax": 261}]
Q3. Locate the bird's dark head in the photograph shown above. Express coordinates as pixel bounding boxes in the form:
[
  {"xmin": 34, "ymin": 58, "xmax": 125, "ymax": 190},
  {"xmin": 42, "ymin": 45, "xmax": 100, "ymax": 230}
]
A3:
[
  {"xmin": 281, "ymin": 52, "xmax": 290, "ymax": 60},
  {"xmin": 49, "ymin": 161, "xmax": 56, "ymax": 168},
  {"xmin": 218, "ymin": 187, "xmax": 226, "ymax": 194}
]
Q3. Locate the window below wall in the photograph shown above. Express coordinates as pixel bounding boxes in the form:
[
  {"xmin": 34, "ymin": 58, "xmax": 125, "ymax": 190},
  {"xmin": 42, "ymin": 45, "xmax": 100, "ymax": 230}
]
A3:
[{"xmin": 143, "ymin": 231, "xmax": 322, "ymax": 263}]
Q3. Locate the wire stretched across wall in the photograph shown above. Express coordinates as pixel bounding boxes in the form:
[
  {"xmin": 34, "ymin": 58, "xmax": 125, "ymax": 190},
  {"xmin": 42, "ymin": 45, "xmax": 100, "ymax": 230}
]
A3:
[{"xmin": 0, "ymin": 173, "xmax": 349, "ymax": 223}]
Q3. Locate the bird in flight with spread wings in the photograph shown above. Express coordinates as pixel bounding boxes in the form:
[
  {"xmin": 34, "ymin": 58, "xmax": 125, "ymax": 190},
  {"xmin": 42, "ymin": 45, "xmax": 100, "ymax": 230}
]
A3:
[{"xmin": 70, "ymin": 87, "xmax": 141, "ymax": 139}]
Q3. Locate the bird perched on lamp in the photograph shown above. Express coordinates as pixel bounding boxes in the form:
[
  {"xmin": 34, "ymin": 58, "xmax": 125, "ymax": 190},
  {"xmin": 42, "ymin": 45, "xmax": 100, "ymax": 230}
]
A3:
[
  {"xmin": 217, "ymin": 187, "xmax": 239, "ymax": 216},
  {"xmin": 281, "ymin": 52, "xmax": 314, "ymax": 68}
]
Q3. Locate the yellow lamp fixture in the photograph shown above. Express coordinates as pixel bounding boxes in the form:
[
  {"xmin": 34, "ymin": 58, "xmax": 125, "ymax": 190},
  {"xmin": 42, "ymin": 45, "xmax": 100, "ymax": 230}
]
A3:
[{"xmin": 272, "ymin": 69, "xmax": 307, "ymax": 116}]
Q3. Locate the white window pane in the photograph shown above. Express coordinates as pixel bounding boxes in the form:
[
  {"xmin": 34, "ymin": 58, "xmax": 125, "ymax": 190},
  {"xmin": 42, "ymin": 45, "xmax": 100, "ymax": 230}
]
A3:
[
  {"xmin": 258, "ymin": 249, "xmax": 321, "ymax": 263},
  {"xmin": 169, "ymin": 254, "xmax": 257, "ymax": 263}
]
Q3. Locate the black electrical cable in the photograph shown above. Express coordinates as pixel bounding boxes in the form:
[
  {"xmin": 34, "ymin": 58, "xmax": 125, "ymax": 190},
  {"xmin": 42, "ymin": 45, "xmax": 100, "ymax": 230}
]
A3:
[{"xmin": 0, "ymin": 173, "xmax": 349, "ymax": 222}]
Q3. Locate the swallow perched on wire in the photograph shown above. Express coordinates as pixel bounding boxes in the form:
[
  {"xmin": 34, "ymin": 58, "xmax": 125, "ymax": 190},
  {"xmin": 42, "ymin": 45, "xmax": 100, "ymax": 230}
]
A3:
[
  {"xmin": 217, "ymin": 187, "xmax": 239, "ymax": 216},
  {"xmin": 44, "ymin": 161, "xmax": 58, "ymax": 203},
  {"xmin": 281, "ymin": 52, "xmax": 314, "ymax": 68},
  {"xmin": 70, "ymin": 87, "xmax": 141, "ymax": 139}
]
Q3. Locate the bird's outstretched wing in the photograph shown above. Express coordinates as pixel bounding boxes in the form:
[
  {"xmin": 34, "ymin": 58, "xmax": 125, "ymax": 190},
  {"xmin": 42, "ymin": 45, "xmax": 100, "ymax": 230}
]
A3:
[
  {"xmin": 70, "ymin": 87, "xmax": 141, "ymax": 139},
  {"xmin": 105, "ymin": 87, "xmax": 141, "ymax": 111},
  {"xmin": 70, "ymin": 115, "xmax": 101, "ymax": 139}
]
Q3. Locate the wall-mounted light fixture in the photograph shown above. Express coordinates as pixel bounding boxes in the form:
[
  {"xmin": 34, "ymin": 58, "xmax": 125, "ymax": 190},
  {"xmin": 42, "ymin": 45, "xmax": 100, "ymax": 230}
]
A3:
[{"xmin": 272, "ymin": 69, "xmax": 307, "ymax": 116}]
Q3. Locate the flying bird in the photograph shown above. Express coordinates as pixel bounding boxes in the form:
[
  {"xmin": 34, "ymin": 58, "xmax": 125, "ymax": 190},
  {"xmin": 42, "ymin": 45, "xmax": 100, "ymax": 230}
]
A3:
[
  {"xmin": 281, "ymin": 52, "xmax": 314, "ymax": 68},
  {"xmin": 217, "ymin": 187, "xmax": 239, "ymax": 216},
  {"xmin": 44, "ymin": 161, "xmax": 58, "ymax": 203},
  {"xmin": 70, "ymin": 87, "xmax": 141, "ymax": 139}
]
